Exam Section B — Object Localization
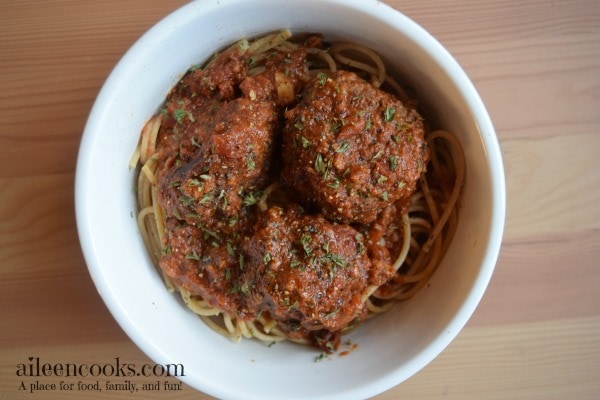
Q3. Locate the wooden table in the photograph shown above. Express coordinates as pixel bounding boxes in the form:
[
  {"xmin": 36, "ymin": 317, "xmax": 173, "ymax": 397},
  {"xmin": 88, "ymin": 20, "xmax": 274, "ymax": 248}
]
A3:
[{"xmin": 2, "ymin": 0, "xmax": 599, "ymax": 398}]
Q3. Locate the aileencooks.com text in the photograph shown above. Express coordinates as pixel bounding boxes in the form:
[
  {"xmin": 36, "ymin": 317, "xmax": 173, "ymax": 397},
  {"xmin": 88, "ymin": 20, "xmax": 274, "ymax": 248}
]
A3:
[{"xmin": 16, "ymin": 356, "xmax": 185, "ymax": 378}]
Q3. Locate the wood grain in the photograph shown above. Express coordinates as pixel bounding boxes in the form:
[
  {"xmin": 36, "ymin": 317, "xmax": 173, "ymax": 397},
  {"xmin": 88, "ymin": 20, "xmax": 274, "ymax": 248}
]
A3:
[{"xmin": 1, "ymin": 0, "xmax": 599, "ymax": 399}]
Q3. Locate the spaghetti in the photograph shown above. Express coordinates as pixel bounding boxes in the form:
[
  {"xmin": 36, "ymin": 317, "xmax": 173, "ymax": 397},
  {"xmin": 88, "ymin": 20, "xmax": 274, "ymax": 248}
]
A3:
[{"xmin": 130, "ymin": 31, "xmax": 465, "ymax": 352}]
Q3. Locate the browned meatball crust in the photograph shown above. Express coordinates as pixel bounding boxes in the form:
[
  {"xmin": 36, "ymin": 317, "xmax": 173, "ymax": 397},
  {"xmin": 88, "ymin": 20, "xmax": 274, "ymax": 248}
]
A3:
[
  {"xmin": 282, "ymin": 70, "xmax": 429, "ymax": 224},
  {"xmin": 157, "ymin": 98, "xmax": 278, "ymax": 233},
  {"xmin": 241, "ymin": 205, "xmax": 373, "ymax": 341}
]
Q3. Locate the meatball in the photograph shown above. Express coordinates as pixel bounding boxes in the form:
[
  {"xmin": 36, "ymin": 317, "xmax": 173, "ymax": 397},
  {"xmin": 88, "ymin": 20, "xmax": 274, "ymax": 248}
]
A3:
[
  {"xmin": 242, "ymin": 205, "xmax": 372, "ymax": 341},
  {"xmin": 281, "ymin": 70, "xmax": 429, "ymax": 224},
  {"xmin": 180, "ymin": 43, "xmax": 250, "ymax": 100},
  {"xmin": 159, "ymin": 218, "xmax": 250, "ymax": 318},
  {"xmin": 361, "ymin": 202, "xmax": 407, "ymax": 287},
  {"xmin": 157, "ymin": 98, "xmax": 278, "ymax": 232}
]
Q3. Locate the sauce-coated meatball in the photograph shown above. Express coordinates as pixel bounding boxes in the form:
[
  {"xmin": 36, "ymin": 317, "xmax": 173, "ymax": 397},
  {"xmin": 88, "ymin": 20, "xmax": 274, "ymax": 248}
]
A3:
[
  {"xmin": 242, "ymin": 205, "xmax": 372, "ymax": 337},
  {"xmin": 282, "ymin": 70, "xmax": 429, "ymax": 224}
]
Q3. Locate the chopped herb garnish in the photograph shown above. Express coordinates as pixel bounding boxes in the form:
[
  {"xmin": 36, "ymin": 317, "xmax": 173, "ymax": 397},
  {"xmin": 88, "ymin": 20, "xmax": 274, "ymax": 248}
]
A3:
[
  {"xmin": 226, "ymin": 242, "xmax": 235, "ymax": 256},
  {"xmin": 314, "ymin": 153, "xmax": 332, "ymax": 179},
  {"xmin": 384, "ymin": 106, "xmax": 396, "ymax": 122},
  {"xmin": 227, "ymin": 286, "xmax": 238, "ymax": 295},
  {"xmin": 201, "ymin": 226, "xmax": 220, "ymax": 242},
  {"xmin": 179, "ymin": 195, "xmax": 195, "ymax": 207},
  {"xmin": 330, "ymin": 118, "xmax": 343, "ymax": 134},
  {"xmin": 355, "ymin": 233, "xmax": 365, "ymax": 253},
  {"xmin": 228, "ymin": 282, "xmax": 250, "ymax": 296},
  {"xmin": 315, "ymin": 153, "xmax": 326, "ymax": 174},
  {"xmin": 377, "ymin": 175, "xmax": 388, "ymax": 184},
  {"xmin": 240, "ymin": 282, "xmax": 250, "ymax": 295},
  {"xmin": 247, "ymin": 157, "xmax": 256, "ymax": 171},
  {"xmin": 327, "ymin": 179, "xmax": 340, "ymax": 189},
  {"xmin": 388, "ymin": 155, "xmax": 398, "ymax": 171},
  {"xmin": 317, "ymin": 72, "xmax": 328, "ymax": 86},
  {"xmin": 218, "ymin": 189, "xmax": 229, "ymax": 207},
  {"xmin": 322, "ymin": 253, "xmax": 346, "ymax": 268},
  {"xmin": 173, "ymin": 109, "xmax": 187, "ymax": 124},
  {"xmin": 185, "ymin": 250, "xmax": 200, "ymax": 261},
  {"xmin": 314, "ymin": 352, "xmax": 327, "ymax": 363},
  {"xmin": 300, "ymin": 234, "xmax": 312, "ymax": 255},
  {"xmin": 243, "ymin": 192, "xmax": 258, "ymax": 206},
  {"xmin": 301, "ymin": 136, "xmax": 311, "ymax": 148},
  {"xmin": 263, "ymin": 252, "xmax": 272, "ymax": 265},
  {"xmin": 335, "ymin": 141, "xmax": 350, "ymax": 153},
  {"xmin": 199, "ymin": 193, "xmax": 213, "ymax": 204}
]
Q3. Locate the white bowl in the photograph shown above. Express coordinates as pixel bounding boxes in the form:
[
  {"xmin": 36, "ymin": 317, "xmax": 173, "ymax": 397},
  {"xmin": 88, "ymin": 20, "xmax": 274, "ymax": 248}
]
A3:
[{"xmin": 75, "ymin": 0, "xmax": 505, "ymax": 399}]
